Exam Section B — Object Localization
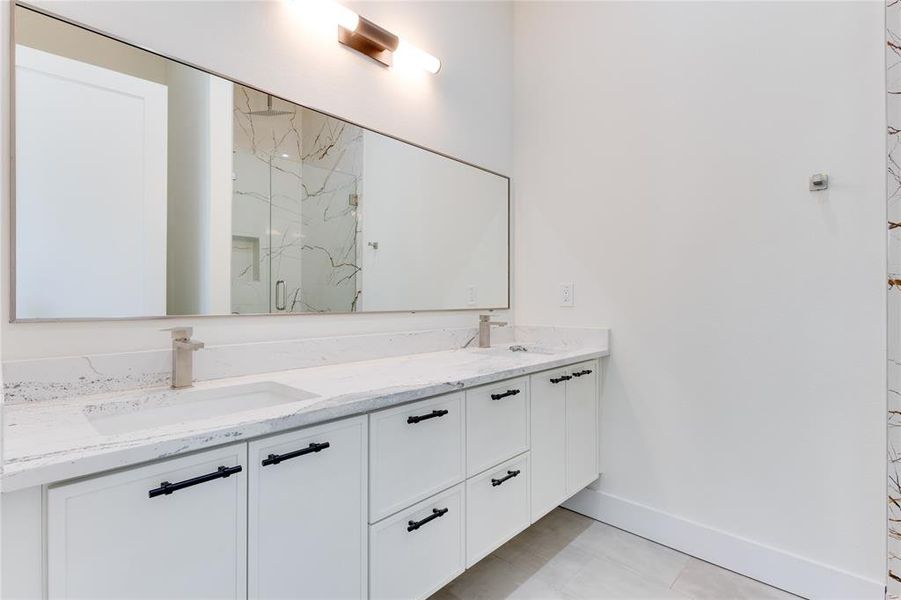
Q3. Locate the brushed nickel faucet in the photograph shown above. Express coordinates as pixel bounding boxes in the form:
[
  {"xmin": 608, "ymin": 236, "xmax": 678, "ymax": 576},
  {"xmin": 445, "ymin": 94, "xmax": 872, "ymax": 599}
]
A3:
[
  {"xmin": 478, "ymin": 314, "xmax": 508, "ymax": 348},
  {"xmin": 165, "ymin": 327, "xmax": 205, "ymax": 389}
]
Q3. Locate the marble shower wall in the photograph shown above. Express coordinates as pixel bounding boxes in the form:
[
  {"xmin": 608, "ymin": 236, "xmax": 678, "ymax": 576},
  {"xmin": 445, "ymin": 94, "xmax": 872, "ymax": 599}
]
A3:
[
  {"xmin": 231, "ymin": 85, "xmax": 362, "ymax": 314},
  {"xmin": 231, "ymin": 148, "xmax": 272, "ymax": 314},
  {"xmin": 889, "ymin": 0, "xmax": 901, "ymax": 593},
  {"xmin": 300, "ymin": 110, "xmax": 363, "ymax": 313}
]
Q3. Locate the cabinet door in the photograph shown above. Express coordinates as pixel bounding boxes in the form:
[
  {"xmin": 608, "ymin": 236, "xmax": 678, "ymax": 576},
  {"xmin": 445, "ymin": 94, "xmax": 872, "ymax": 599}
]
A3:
[
  {"xmin": 48, "ymin": 444, "xmax": 247, "ymax": 599},
  {"xmin": 248, "ymin": 417, "xmax": 367, "ymax": 600},
  {"xmin": 529, "ymin": 368, "xmax": 568, "ymax": 522},
  {"xmin": 566, "ymin": 361, "xmax": 600, "ymax": 495}
]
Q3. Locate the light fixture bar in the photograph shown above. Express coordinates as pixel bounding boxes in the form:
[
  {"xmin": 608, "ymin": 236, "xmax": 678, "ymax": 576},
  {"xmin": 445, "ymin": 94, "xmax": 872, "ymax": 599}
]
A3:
[
  {"xmin": 338, "ymin": 16, "xmax": 399, "ymax": 68},
  {"xmin": 336, "ymin": 11, "xmax": 441, "ymax": 74}
]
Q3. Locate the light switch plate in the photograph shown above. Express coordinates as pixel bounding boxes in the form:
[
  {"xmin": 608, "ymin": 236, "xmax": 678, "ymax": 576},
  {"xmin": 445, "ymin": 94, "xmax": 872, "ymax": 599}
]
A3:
[{"xmin": 560, "ymin": 283, "xmax": 574, "ymax": 307}]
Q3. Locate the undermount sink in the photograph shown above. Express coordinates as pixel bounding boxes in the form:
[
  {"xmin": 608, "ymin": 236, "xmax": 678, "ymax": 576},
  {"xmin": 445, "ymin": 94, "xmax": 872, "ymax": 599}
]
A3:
[
  {"xmin": 84, "ymin": 382, "xmax": 319, "ymax": 436},
  {"xmin": 470, "ymin": 344, "xmax": 555, "ymax": 356}
]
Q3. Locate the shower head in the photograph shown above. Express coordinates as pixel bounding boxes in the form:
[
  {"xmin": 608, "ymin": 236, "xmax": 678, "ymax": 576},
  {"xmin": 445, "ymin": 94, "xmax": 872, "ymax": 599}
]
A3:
[{"xmin": 246, "ymin": 95, "xmax": 293, "ymax": 117}]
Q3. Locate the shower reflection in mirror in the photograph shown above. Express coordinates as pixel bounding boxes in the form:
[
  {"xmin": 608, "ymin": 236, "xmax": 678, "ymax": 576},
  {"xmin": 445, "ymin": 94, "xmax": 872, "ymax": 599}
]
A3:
[{"xmin": 12, "ymin": 4, "xmax": 509, "ymax": 321}]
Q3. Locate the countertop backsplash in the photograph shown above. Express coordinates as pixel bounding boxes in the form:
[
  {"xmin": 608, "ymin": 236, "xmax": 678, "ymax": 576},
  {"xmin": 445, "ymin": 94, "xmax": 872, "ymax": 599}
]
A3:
[{"xmin": 2, "ymin": 325, "xmax": 608, "ymax": 405}]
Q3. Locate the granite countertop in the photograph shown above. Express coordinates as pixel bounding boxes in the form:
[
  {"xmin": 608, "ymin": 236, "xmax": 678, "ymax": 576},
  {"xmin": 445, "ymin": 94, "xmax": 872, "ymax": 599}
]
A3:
[{"xmin": 2, "ymin": 342, "xmax": 608, "ymax": 492}]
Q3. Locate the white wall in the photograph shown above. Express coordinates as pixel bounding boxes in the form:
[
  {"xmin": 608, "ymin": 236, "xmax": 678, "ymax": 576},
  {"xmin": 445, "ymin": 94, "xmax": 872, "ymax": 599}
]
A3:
[
  {"xmin": 2, "ymin": 0, "xmax": 513, "ymax": 359},
  {"xmin": 514, "ymin": 1, "xmax": 886, "ymax": 596}
]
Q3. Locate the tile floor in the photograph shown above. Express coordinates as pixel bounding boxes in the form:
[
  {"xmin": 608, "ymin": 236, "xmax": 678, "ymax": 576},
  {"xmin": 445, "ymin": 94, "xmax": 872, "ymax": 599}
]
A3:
[{"xmin": 430, "ymin": 508, "xmax": 800, "ymax": 600}]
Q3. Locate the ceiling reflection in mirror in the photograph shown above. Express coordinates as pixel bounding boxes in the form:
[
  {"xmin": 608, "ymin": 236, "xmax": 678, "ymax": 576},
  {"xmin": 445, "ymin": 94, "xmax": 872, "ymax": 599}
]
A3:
[{"xmin": 12, "ymin": 5, "xmax": 509, "ymax": 320}]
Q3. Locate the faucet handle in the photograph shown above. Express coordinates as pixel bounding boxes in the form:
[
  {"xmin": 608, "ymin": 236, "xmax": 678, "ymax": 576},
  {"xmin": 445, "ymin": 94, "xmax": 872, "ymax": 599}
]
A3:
[{"xmin": 162, "ymin": 326, "xmax": 193, "ymax": 341}]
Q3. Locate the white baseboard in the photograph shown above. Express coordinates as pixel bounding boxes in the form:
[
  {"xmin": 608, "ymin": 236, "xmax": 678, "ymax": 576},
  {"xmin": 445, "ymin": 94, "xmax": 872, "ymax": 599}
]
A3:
[{"xmin": 563, "ymin": 488, "xmax": 884, "ymax": 600}]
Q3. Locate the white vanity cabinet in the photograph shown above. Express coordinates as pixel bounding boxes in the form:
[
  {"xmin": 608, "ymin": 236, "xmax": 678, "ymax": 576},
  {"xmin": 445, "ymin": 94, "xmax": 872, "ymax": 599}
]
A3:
[
  {"xmin": 47, "ymin": 443, "xmax": 247, "ymax": 599},
  {"xmin": 530, "ymin": 360, "xmax": 600, "ymax": 521},
  {"xmin": 28, "ymin": 357, "xmax": 603, "ymax": 600},
  {"xmin": 248, "ymin": 416, "xmax": 367, "ymax": 600}
]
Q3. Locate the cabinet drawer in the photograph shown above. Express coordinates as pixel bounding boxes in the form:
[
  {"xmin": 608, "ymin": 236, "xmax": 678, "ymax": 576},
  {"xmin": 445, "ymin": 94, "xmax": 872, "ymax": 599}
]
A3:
[
  {"xmin": 466, "ymin": 377, "xmax": 529, "ymax": 476},
  {"xmin": 465, "ymin": 453, "xmax": 530, "ymax": 567},
  {"xmin": 248, "ymin": 416, "xmax": 366, "ymax": 600},
  {"xmin": 370, "ymin": 393, "xmax": 464, "ymax": 522},
  {"xmin": 369, "ymin": 484, "xmax": 465, "ymax": 600},
  {"xmin": 48, "ymin": 444, "xmax": 247, "ymax": 599}
]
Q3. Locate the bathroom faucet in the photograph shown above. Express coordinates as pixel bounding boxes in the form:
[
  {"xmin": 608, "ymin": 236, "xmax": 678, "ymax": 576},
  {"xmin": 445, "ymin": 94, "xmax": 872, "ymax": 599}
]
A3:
[
  {"xmin": 165, "ymin": 327, "xmax": 205, "ymax": 389},
  {"xmin": 478, "ymin": 315, "xmax": 508, "ymax": 348}
]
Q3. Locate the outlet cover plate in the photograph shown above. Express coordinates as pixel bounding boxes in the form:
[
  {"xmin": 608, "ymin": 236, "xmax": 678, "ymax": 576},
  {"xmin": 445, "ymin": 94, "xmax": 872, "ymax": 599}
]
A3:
[{"xmin": 560, "ymin": 283, "xmax": 574, "ymax": 307}]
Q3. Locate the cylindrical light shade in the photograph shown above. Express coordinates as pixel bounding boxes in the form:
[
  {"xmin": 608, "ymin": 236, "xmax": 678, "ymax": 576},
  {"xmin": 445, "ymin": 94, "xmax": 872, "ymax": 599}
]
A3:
[
  {"xmin": 394, "ymin": 39, "xmax": 441, "ymax": 74},
  {"xmin": 333, "ymin": 3, "xmax": 359, "ymax": 32}
]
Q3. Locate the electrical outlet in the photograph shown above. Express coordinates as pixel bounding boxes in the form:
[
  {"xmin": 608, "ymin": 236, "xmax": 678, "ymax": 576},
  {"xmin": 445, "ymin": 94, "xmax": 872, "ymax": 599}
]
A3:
[
  {"xmin": 466, "ymin": 285, "xmax": 477, "ymax": 306},
  {"xmin": 560, "ymin": 283, "xmax": 574, "ymax": 307}
]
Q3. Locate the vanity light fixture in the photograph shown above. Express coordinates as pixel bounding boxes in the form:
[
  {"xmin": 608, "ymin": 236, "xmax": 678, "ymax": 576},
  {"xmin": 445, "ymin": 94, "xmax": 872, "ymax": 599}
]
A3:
[{"xmin": 327, "ymin": 2, "xmax": 441, "ymax": 74}]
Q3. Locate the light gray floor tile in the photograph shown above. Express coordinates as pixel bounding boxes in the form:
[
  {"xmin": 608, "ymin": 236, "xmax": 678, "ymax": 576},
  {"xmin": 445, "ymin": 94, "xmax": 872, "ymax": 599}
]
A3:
[
  {"xmin": 671, "ymin": 558, "xmax": 801, "ymax": 600},
  {"xmin": 504, "ymin": 520, "xmax": 586, "ymax": 563},
  {"xmin": 428, "ymin": 587, "xmax": 462, "ymax": 600},
  {"xmin": 561, "ymin": 555, "xmax": 692, "ymax": 599},
  {"xmin": 568, "ymin": 521, "xmax": 691, "ymax": 588},
  {"xmin": 493, "ymin": 541, "xmax": 594, "ymax": 591},
  {"xmin": 444, "ymin": 555, "xmax": 571, "ymax": 600},
  {"xmin": 430, "ymin": 508, "xmax": 797, "ymax": 600},
  {"xmin": 531, "ymin": 507, "xmax": 596, "ymax": 539}
]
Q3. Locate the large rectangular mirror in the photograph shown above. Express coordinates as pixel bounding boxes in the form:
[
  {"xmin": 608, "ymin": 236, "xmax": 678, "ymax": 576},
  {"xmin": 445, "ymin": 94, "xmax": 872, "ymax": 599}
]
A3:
[{"xmin": 12, "ymin": 5, "xmax": 509, "ymax": 320}]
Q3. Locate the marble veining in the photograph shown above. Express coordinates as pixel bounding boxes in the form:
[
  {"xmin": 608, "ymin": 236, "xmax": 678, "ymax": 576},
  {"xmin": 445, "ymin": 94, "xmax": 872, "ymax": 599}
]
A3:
[
  {"xmin": 890, "ymin": 1, "xmax": 901, "ymax": 593},
  {"xmin": 2, "ymin": 325, "xmax": 610, "ymax": 405},
  {"xmin": 2, "ymin": 334, "xmax": 609, "ymax": 492},
  {"xmin": 231, "ymin": 85, "xmax": 362, "ymax": 315},
  {"xmin": 2, "ymin": 326, "xmax": 488, "ymax": 404}
]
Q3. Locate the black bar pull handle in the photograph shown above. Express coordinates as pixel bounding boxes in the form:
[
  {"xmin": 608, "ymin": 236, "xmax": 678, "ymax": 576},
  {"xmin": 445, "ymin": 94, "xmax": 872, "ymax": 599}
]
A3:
[
  {"xmin": 262, "ymin": 442, "xmax": 330, "ymax": 466},
  {"xmin": 149, "ymin": 465, "xmax": 242, "ymax": 498},
  {"xmin": 490, "ymin": 389, "xmax": 521, "ymax": 401},
  {"xmin": 491, "ymin": 469, "xmax": 521, "ymax": 487},
  {"xmin": 572, "ymin": 369, "xmax": 593, "ymax": 378},
  {"xmin": 407, "ymin": 409, "xmax": 449, "ymax": 424},
  {"xmin": 407, "ymin": 507, "xmax": 449, "ymax": 532},
  {"xmin": 550, "ymin": 375, "xmax": 572, "ymax": 384}
]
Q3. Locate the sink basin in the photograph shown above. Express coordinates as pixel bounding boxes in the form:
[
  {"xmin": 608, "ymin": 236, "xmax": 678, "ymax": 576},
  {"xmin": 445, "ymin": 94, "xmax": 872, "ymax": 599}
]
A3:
[
  {"xmin": 84, "ymin": 382, "xmax": 319, "ymax": 435},
  {"xmin": 470, "ymin": 344, "xmax": 555, "ymax": 356}
]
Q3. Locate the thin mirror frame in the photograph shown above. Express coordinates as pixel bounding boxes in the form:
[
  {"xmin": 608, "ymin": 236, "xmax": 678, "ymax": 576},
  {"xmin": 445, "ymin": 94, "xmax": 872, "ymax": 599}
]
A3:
[{"xmin": 8, "ymin": 1, "xmax": 511, "ymax": 323}]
